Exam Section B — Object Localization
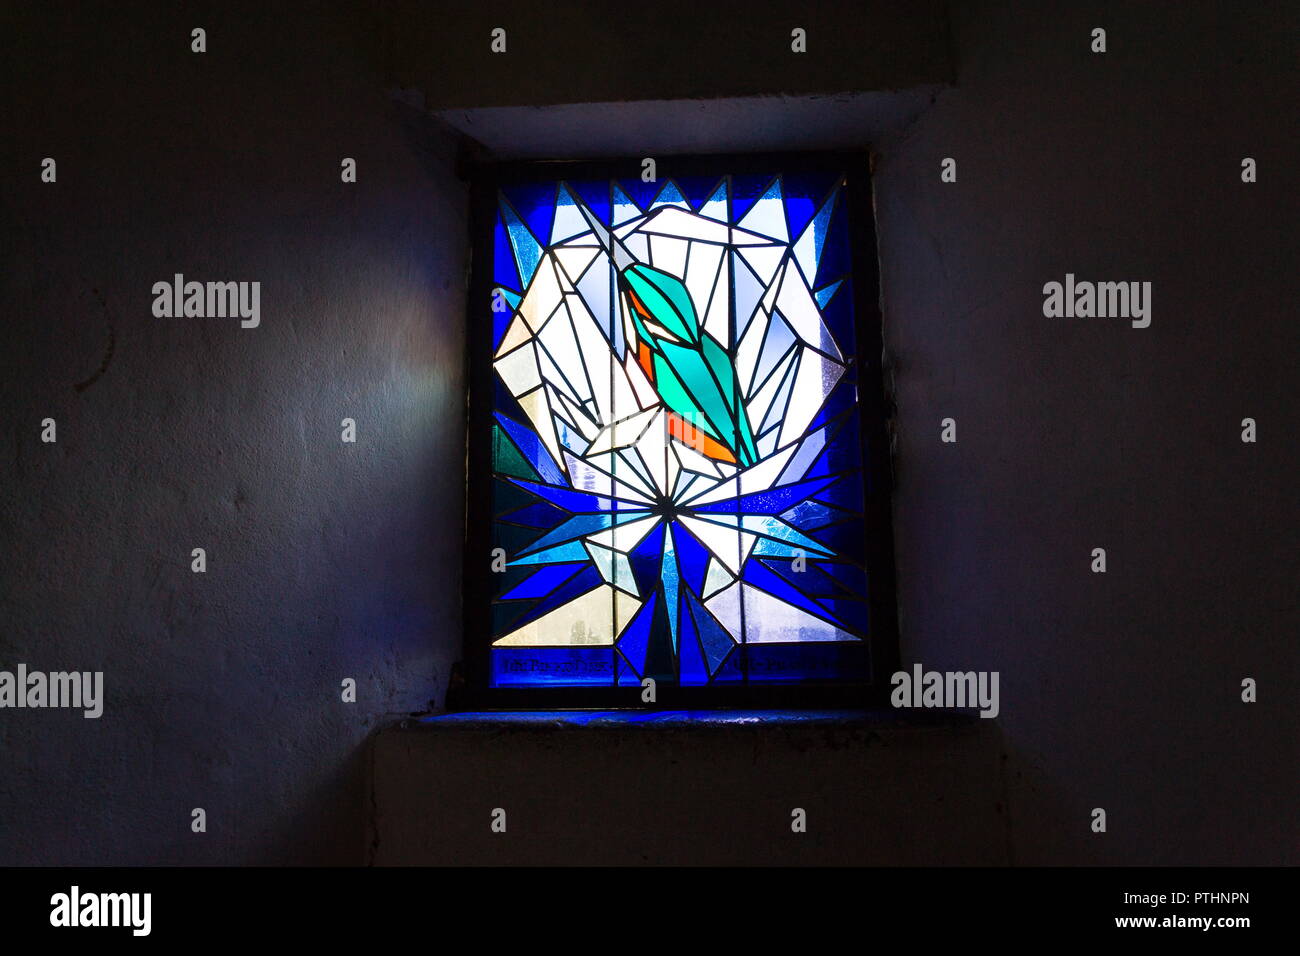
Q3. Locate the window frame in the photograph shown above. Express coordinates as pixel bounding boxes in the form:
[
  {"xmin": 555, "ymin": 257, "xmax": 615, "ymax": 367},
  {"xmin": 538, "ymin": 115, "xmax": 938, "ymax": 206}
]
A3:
[{"xmin": 458, "ymin": 151, "xmax": 899, "ymax": 710}]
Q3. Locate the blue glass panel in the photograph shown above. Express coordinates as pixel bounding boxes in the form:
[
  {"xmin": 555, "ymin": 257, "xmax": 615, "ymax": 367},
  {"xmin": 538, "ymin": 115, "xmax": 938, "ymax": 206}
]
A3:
[
  {"xmin": 742, "ymin": 560, "xmax": 843, "ymax": 627},
  {"xmin": 729, "ymin": 173, "xmax": 778, "ymax": 222},
  {"xmin": 501, "ymin": 183, "xmax": 558, "ymax": 254},
  {"xmin": 506, "ymin": 477, "xmax": 648, "ymax": 515},
  {"xmin": 517, "ymin": 511, "xmax": 650, "ymax": 556},
  {"xmin": 615, "ymin": 653, "xmax": 643, "ymax": 686},
  {"xmin": 493, "ymin": 413, "xmax": 567, "ymax": 485},
  {"xmin": 782, "ymin": 499, "xmax": 854, "ymax": 531},
  {"xmin": 492, "ymin": 647, "xmax": 616, "ymax": 686},
  {"xmin": 503, "ymin": 566, "xmax": 604, "ymax": 631},
  {"xmin": 564, "ymin": 179, "xmax": 608, "ymax": 226},
  {"xmin": 499, "ymin": 562, "xmax": 588, "ymax": 600},
  {"xmin": 685, "ymin": 591, "xmax": 735, "ymax": 675},
  {"xmin": 815, "ymin": 561, "xmax": 868, "ymax": 596},
  {"xmin": 499, "ymin": 199, "xmax": 543, "ymax": 287},
  {"xmin": 493, "ymin": 216, "xmax": 522, "ymax": 292},
  {"xmin": 501, "ymin": 500, "xmax": 568, "ymax": 529},
  {"xmin": 650, "ymin": 180, "xmax": 690, "ymax": 209},
  {"xmin": 676, "ymin": 595, "xmax": 709, "ymax": 685},
  {"xmin": 692, "ymin": 476, "xmax": 838, "ymax": 516},
  {"xmin": 672, "ymin": 175, "xmax": 724, "ymax": 209},
  {"xmin": 780, "ymin": 170, "xmax": 840, "ymax": 236},
  {"xmin": 616, "ymin": 591, "xmax": 657, "ymax": 676},
  {"xmin": 814, "ymin": 197, "xmax": 853, "ymax": 288},
  {"xmin": 670, "ymin": 521, "xmax": 711, "ymax": 596},
  {"xmin": 815, "ymin": 280, "xmax": 843, "ymax": 308},
  {"xmin": 627, "ymin": 522, "xmax": 666, "ymax": 598},
  {"xmin": 817, "ymin": 279, "xmax": 855, "ymax": 347},
  {"xmin": 616, "ymin": 178, "xmax": 659, "ymax": 212}
]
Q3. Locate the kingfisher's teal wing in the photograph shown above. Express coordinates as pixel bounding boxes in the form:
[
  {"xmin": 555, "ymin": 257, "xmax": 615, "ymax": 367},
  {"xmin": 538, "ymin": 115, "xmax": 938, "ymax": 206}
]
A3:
[{"xmin": 621, "ymin": 264, "xmax": 758, "ymax": 467}]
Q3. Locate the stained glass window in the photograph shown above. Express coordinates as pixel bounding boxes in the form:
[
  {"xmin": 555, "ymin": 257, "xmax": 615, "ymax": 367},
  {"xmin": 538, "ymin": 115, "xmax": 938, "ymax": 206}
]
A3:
[{"xmin": 466, "ymin": 158, "xmax": 895, "ymax": 700}]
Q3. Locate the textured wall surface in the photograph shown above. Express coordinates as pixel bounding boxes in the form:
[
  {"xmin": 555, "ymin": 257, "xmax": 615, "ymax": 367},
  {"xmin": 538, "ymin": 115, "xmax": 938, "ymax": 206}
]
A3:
[
  {"xmin": 871, "ymin": 3, "xmax": 1296, "ymax": 864},
  {"xmin": 0, "ymin": 6, "xmax": 469, "ymax": 864}
]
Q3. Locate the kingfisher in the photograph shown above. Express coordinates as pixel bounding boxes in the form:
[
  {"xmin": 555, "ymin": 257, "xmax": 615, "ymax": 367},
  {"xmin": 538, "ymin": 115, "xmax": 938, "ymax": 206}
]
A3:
[{"xmin": 580, "ymin": 205, "xmax": 758, "ymax": 468}]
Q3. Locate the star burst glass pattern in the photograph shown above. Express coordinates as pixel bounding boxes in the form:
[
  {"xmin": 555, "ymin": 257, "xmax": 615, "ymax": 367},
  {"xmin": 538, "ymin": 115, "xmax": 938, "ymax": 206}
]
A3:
[{"xmin": 488, "ymin": 172, "xmax": 873, "ymax": 688}]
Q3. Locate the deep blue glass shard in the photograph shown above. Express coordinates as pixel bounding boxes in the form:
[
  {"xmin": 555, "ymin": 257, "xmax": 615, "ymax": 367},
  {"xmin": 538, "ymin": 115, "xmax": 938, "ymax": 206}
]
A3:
[
  {"xmin": 781, "ymin": 171, "xmax": 839, "ymax": 237},
  {"xmin": 759, "ymin": 557, "xmax": 841, "ymax": 599},
  {"xmin": 506, "ymin": 477, "xmax": 649, "ymax": 514},
  {"xmin": 501, "ymin": 183, "xmax": 558, "ymax": 254},
  {"xmin": 493, "ymin": 216, "xmax": 522, "ymax": 292},
  {"xmin": 817, "ymin": 278, "xmax": 854, "ymax": 345},
  {"xmin": 781, "ymin": 499, "xmax": 855, "ymax": 531},
  {"xmin": 684, "ymin": 590, "xmax": 735, "ymax": 675},
  {"xmin": 673, "ymin": 175, "xmax": 725, "ymax": 210},
  {"xmin": 650, "ymin": 180, "xmax": 690, "ymax": 209},
  {"xmin": 784, "ymin": 196, "xmax": 816, "ymax": 245},
  {"xmin": 492, "ymin": 647, "xmax": 616, "ymax": 687},
  {"xmin": 502, "ymin": 565, "xmax": 604, "ymax": 631},
  {"xmin": 501, "ymin": 499, "xmax": 569, "ymax": 529},
  {"xmin": 730, "ymin": 174, "xmax": 778, "ymax": 222},
  {"xmin": 815, "ymin": 280, "xmax": 843, "ymax": 308},
  {"xmin": 808, "ymin": 475, "xmax": 848, "ymax": 504},
  {"xmin": 643, "ymin": 586, "xmax": 677, "ymax": 681},
  {"xmin": 738, "ymin": 179, "xmax": 785, "ymax": 240},
  {"xmin": 628, "ymin": 522, "xmax": 667, "ymax": 597},
  {"xmin": 811, "ymin": 596, "xmax": 869, "ymax": 636},
  {"xmin": 692, "ymin": 476, "xmax": 839, "ymax": 516},
  {"xmin": 741, "ymin": 559, "xmax": 845, "ymax": 628},
  {"xmin": 493, "ymin": 374, "xmax": 530, "ymax": 425},
  {"xmin": 616, "ymin": 655, "xmax": 642, "ymax": 686},
  {"xmin": 808, "ymin": 379, "xmax": 859, "ymax": 433},
  {"xmin": 517, "ymin": 511, "xmax": 652, "ymax": 556},
  {"xmin": 814, "ymin": 561, "xmax": 868, "ymax": 595},
  {"xmin": 669, "ymin": 520, "xmax": 711, "ymax": 595},
  {"xmin": 499, "ymin": 562, "xmax": 588, "ymax": 601},
  {"xmin": 494, "ymin": 413, "xmax": 566, "ymax": 485},
  {"xmin": 571, "ymin": 180, "xmax": 612, "ymax": 226},
  {"xmin": 618, "ymin": 179, "xmax": 660, "ymax": 212},
  {"xmin": 616, "ymin": 653, "xmax": 642, "ymax": 686},
  {"xmin": 712, "ymin": 646, "xmax": 744, "ymax": 682},
  {"xmin": 493, "ymin": 473, "xmax": 537, "ymax": 515},
  {"xmin": 814, "ymin": 196, "xmax": 853, "ymax": 289},
  {"xmin": 616, "ymin": 591, "xmax": 657, "ymax": 675},
  {"xmin": 693, "ymin": 512, "xmax": 832, "ymax": 557},
  {"xmin": 780, "ymin": 499, "xmax": 832, "ymax": 530},
  {"xmin": 793, "ymin": 193, "xmax": 837, "ymax": 285},
  {"xmin": 677, "ymin": 597, "xmax": 709, "ymax": 685},
  {"xmin": 500, "ymin": 199, "xmax": 543, "ymax": 287}
]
